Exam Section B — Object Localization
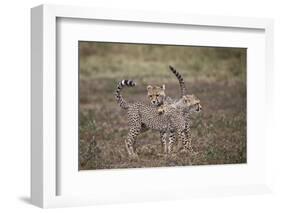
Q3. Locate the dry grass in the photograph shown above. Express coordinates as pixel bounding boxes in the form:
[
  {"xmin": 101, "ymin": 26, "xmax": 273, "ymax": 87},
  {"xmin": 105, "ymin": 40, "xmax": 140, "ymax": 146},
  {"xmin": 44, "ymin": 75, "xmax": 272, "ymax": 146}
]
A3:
[{"xmin": 79, "ymin": 42, "xmax": 246, "ymax": 170}]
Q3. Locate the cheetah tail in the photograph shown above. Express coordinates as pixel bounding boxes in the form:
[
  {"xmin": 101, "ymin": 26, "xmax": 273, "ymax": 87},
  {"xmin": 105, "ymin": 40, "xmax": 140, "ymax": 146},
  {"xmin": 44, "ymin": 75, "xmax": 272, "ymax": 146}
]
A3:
[
  {"xmin": 169, "ymin": 65, "xmax": 186, "ymax": 97},
  {"xmin": 115, "ymin": 80, "xmax": 136, "ymax": 109}
]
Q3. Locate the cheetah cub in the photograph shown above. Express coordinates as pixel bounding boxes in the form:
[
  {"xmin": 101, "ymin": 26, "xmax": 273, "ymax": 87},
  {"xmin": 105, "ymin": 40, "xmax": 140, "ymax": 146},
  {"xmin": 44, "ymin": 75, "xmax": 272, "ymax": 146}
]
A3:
[
  {"xmin": 147, "ymin": 66, "xmax": 196, "ymax": 153},
  {"xmin": 157, "ymin": 95, "xmax": 202, "ymax": 153},
  {"xmin": 115, "ymin": 80, "xmax": 201, "ymax": 158}
]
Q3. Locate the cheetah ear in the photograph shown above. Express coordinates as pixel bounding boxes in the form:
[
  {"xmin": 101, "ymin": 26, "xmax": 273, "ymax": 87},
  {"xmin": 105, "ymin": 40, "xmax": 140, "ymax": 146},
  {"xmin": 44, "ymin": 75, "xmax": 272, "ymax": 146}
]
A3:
[
  {"xmin": 147, "ymin": 85, "xmax": 153, "ymax": 91},
  {"xmin": 161, "ymin": 84, "xmax": 165, "ymax": 90}
]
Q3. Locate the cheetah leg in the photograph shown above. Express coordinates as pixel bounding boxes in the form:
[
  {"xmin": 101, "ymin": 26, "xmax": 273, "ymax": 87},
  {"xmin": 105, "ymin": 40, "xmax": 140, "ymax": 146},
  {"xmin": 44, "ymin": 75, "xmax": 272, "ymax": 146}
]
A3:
[
  {"xmin": 125, "ymin": 127, "xmax": 141, "ymax": 159},
  {"xmin": 180, "ymin": 129, "xmax": 194, "ymax": 153},
  {"xmin": 167, "ymin": 131, "xmax": 176, "ymax": 154},
  {"xmin": 126, "ymin": 112, "xmax": 141, "ymax": 159},
  {"xmin": 160, "ymin": 131, "xmax": 168, "ymax": 154}
]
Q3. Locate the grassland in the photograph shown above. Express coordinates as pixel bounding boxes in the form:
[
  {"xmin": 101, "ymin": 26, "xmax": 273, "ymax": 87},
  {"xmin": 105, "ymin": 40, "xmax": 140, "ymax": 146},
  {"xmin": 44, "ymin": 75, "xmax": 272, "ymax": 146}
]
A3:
[{"xmin": 79, "ymin": 42, "xmax": 246, "ymax": 170}]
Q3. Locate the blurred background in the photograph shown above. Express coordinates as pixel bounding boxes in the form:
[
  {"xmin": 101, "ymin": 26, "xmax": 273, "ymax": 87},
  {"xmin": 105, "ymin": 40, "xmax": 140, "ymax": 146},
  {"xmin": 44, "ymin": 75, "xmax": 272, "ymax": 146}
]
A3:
[{"xmin": 79, "ymin": 41, "xmax": 246, "ymax": 170}]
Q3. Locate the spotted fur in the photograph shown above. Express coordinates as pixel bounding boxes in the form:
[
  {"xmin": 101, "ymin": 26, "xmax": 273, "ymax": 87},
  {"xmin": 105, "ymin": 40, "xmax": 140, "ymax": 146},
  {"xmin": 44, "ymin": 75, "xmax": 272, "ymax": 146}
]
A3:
[
  {"xmin": 146, "ymin": 84, "xmax": 167, "ymax": 106},
  {"xmin": 169, "ymin": 65, "xmax": 186, "ymax": 97},
  {"xmin": 158, "ymin": 95, "xmax": 202, "ymax": 152},
  {"xmin": 115, "ymin": 80, "xmax": 136, "ymax": 109},
  {"xmin": 146, "ymin": 66, "xmax": 192, "ymax": 153},
  {"xmin": 158, "ymin": 94, "xmax": 202, "ymax": 115},
  {"xmin": 115, "ymin": 80, "xmax": 200, "ymax": 158}
]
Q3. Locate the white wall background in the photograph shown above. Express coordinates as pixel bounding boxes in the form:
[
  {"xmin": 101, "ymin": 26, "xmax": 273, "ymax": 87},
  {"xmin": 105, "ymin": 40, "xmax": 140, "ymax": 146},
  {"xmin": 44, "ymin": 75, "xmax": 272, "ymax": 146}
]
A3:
[{"xmin": 0, "ymin": 0, "xmax": 280, "ymax": 212}]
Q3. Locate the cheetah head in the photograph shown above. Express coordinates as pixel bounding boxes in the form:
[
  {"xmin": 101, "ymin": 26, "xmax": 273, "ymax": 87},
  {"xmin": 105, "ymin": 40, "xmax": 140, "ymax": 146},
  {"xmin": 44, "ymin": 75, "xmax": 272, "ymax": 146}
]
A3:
[
  {"xmin": 147, "ymin": 84, "xmax": 166, "ymax": 106},
  {"xmin": 182, "ymin": 94, "xmax": 202, "ymax": 113}
]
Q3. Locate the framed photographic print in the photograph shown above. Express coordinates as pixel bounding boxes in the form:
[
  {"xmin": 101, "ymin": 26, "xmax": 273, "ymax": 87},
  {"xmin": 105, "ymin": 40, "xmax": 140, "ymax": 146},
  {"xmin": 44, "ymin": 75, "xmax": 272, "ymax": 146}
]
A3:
[{"xmin": 31, "ymin": 4, "xmax": 274, "ymax": 208}]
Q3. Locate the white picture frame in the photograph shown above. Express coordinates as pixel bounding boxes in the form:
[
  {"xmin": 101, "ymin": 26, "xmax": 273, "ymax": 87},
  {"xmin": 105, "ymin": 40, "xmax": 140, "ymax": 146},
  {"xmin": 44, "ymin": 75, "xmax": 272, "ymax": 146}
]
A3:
[{"xmin": 31, "ymin": 4, "xmax": 274, "ymax": 208}]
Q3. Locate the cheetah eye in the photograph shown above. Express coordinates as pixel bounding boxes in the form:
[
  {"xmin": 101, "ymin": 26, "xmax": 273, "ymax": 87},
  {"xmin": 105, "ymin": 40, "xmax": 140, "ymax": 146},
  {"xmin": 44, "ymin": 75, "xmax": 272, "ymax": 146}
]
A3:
[
  {"xmin": 149, "ymin": 95, "xmax": 153, "ymax": 98},
  {"xmin": 156, "ymin": 94, "xmax": 159, "ymax": 97}
]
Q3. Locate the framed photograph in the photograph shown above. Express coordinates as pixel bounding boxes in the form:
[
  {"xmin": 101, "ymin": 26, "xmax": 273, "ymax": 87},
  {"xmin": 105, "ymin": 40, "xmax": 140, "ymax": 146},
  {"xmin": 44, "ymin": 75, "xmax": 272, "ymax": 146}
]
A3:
[{"xmin": 31, "ymin": 4, "xmax": 274, "ymax": 208}]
